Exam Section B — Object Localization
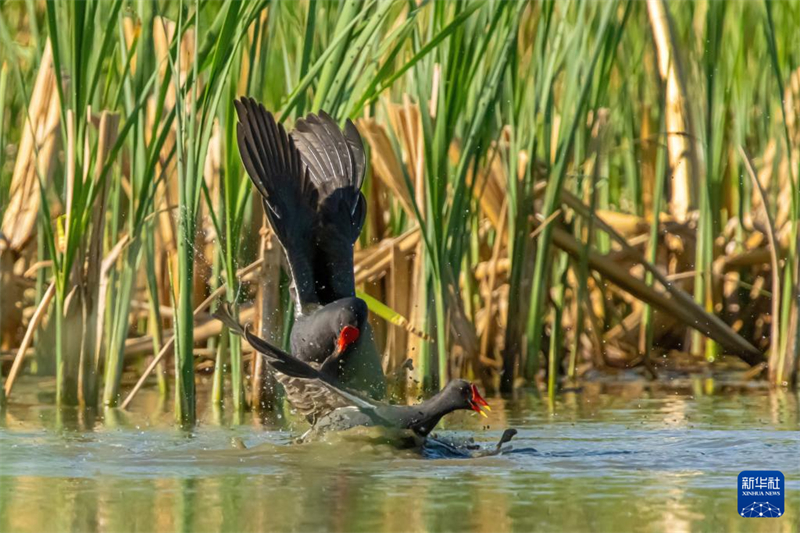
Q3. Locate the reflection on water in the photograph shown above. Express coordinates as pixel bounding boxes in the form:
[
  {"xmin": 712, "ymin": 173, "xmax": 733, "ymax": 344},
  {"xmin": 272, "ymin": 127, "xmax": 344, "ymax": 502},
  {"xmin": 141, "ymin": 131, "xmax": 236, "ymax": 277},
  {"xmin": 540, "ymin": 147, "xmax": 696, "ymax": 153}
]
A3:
[{"xmin": 0, "ymin": 377, "xmax": 798, "ymax": 532}]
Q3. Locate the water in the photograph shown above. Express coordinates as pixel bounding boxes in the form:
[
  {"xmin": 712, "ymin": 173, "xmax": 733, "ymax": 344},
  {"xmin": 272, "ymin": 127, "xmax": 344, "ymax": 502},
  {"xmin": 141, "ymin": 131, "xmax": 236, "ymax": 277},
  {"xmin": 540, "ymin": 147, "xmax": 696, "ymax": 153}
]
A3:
[{"xmin": 1, "ymin": 376, "xmax": 798, "ymax": 532}]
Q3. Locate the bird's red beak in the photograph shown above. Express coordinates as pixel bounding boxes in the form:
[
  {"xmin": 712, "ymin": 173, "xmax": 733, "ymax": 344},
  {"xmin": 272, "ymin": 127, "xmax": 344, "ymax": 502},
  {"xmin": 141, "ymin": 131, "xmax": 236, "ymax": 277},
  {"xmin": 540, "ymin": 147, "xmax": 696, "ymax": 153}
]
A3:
[
  {"xmin": 336, "ymin": 325, "xmax": 360, "ymax": 353},
  {"xmin": 470, "ymin": 383, "xmax": 491, "ymax": 418}
]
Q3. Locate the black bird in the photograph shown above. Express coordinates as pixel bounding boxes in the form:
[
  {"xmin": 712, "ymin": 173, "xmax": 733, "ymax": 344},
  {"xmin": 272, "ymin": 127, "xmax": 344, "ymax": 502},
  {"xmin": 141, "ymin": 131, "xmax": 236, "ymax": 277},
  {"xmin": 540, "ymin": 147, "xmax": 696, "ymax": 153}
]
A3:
[
  {"xmin": 215, "ymin": 306, "xmax": 490, "ymax": 439},
  {"xmin": 234, "ymin": 98, "xmax": 386, "ymax": 416}
]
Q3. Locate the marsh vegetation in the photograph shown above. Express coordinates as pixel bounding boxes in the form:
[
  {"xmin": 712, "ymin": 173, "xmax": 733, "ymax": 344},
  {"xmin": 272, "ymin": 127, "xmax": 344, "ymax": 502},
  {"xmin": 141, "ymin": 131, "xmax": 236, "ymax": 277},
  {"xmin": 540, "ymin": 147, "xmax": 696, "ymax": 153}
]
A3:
[{"xmin": 0, "ymin": 0, "xmax": 798, "ymax": 423}]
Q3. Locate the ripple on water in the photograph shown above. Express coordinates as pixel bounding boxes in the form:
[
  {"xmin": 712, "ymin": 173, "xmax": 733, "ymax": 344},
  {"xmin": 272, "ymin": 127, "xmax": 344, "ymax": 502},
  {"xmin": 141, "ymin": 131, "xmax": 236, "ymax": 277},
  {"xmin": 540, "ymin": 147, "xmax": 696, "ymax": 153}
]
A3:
[{"xmin": 0, "ymin": 379, "xmax": 798, "ymax": 533}]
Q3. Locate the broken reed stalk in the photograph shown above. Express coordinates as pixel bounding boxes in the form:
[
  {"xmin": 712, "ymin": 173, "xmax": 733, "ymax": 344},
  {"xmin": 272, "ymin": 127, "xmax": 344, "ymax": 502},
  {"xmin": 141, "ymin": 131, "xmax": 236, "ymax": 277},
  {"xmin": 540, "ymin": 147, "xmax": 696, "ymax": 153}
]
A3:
[
  {"xmin": 252, "ymin": 228, "xmax": 283, "ymax": 412},
  {"xmin": 560, "ymin": 189, "xmax": 763, "ymax": 364},
  {"xmin": 550, "ymin": 224, "xmax": 762, "ymax": 365},
  {"xmin": 3, "ymin": 283, "xmax": 55, "ymax": 398}
]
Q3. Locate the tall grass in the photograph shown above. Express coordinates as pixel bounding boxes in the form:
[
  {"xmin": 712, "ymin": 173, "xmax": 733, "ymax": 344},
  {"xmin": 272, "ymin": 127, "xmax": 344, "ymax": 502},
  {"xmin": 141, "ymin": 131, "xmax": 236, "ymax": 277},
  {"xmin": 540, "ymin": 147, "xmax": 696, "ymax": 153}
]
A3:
[{"xmin": 0, "ymin": 0, "xmax": 798, "ymax": 423}]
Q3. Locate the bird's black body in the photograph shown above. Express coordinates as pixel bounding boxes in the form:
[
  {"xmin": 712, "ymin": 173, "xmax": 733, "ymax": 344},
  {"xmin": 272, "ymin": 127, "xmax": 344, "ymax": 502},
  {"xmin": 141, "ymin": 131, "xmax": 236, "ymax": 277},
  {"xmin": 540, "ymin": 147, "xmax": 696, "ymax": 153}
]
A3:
[
  {"xmin": 234, "ymin": 98, "xmax": 385, "ymax": 414},
  {"xmin": 290, "ymin": 297, "xmax": 384, "ymax": 399},
  {"xmin": 214, "ymin": 305, "xmax": 488, "ymax": 440}
]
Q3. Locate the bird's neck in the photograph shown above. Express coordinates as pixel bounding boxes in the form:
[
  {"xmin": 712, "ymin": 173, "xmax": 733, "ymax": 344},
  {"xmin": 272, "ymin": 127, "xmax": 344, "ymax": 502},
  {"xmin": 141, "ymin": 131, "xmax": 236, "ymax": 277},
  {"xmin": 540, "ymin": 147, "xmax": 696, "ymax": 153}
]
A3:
[{"xmin": 412, "ymin": 390, "xmax": 460, "ymax": 435}]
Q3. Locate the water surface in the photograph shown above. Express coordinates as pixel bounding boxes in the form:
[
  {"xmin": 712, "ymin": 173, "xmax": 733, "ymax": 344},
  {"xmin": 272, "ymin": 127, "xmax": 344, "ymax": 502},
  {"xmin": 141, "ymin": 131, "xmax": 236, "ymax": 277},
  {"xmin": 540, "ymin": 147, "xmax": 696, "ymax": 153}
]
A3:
[{"xmin": 1, "ymin": 376, "xmax": 798, "ymax": 532}]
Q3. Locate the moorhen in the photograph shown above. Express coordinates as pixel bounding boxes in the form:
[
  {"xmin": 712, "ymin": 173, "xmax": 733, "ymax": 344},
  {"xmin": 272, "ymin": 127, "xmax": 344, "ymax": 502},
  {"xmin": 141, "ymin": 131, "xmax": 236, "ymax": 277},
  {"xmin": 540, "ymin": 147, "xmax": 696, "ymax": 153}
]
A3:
[
  {"xmin": 215, "ymin": 306, "xmax": 490, "ymax": 439},
  {"xmin": 234, "ymin": 98, "xmax": 386, "ymax": 416}
]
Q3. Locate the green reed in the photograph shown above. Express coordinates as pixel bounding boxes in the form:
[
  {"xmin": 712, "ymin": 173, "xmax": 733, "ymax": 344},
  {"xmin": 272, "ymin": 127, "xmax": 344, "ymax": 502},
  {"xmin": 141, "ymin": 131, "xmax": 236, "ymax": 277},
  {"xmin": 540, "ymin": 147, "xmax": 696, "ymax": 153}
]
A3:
[{"xmin": 525, "ymin": 0, "xmax": 618, "ymax": 381}]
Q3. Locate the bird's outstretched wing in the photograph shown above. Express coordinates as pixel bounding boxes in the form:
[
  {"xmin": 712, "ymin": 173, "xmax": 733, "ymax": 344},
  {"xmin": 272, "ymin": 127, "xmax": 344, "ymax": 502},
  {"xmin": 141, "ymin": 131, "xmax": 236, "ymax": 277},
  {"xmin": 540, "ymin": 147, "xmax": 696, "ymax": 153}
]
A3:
[
  {"xmin": 234, "ymin": 98, "xmax": 320, "ymax": 308},
  {"xmin": 291, "ymin": 111, "xmax": 367, "ymax": 304}
]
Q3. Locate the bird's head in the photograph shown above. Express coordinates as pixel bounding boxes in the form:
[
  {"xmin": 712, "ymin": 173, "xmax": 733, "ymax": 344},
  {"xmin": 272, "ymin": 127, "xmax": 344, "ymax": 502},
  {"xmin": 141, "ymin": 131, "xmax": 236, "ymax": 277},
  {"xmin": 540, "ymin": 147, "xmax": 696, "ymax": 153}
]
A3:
[
  {"xmin": 333, "ymin": 297, "xmax": 369, "ymax": 355},
  {"xmin": 443, "ymin": 379, "xmax": 491, "ymax": 417}
]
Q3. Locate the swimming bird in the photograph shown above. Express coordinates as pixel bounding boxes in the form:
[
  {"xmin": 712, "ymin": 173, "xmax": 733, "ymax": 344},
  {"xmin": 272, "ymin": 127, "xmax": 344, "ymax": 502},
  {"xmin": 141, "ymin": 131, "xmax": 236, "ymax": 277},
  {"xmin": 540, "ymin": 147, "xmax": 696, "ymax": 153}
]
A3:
[
  {"xmin": 234, "ymin": 98, "xmax": 385, "ymax": 418},
  {"xmin": 214, "ymin": 305, "xmax": 490, "ymax": 439}
]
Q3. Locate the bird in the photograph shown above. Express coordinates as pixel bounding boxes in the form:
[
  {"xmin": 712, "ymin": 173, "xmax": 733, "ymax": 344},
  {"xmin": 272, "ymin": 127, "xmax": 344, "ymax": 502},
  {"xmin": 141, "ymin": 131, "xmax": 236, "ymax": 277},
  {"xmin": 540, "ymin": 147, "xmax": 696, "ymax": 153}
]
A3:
[
  {"xmin": 233, "ymin": 98, "xmax": 386, "ymax": 419},
  {"xmin": 214, "ymin": 304, "xmax": 490, "ymax": 440}
]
